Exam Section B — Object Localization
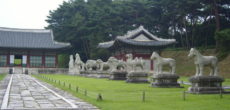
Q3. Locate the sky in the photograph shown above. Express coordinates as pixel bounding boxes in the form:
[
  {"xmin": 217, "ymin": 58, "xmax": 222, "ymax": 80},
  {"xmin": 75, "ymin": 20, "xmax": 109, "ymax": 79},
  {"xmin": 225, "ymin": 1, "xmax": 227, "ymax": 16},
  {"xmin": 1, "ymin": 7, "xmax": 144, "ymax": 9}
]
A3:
[{"xmin": 0, "ymin": 0, "xmax": 67, "ymax": 29}]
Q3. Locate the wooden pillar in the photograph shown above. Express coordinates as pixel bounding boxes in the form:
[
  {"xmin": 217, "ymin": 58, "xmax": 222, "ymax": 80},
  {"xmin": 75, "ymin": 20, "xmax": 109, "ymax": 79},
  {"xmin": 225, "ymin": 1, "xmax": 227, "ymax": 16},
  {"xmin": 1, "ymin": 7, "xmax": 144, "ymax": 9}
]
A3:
[
  {"xmin": 27, "ymin": 51, "xmax": 30, "ymax": 67},
  {"xmin": 7, "ymin": 51, "xmax": 10, "ymax": 67},
  {"xmin": 42, "ymin": 52, "xmax": 45, "ymax": 68},
  {"xmin": 55, "ymin": 53, "xmax": 58, "ymax": 68}
]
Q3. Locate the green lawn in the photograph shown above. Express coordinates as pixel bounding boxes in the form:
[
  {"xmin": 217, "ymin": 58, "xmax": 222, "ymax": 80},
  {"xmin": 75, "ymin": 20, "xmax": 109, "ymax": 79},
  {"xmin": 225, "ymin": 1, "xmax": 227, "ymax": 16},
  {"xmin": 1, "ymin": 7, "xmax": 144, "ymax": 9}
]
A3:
[
  {"xmin": 0, "ymin": 74, "xmax": 6, "ymax": 81},
  {"xmin": 14, "ymin": 59, "xmax": 22, "ymax": 65},
  {"xmin": 34, "ymin": 74, "xmax": 230, "ymax": 110}
]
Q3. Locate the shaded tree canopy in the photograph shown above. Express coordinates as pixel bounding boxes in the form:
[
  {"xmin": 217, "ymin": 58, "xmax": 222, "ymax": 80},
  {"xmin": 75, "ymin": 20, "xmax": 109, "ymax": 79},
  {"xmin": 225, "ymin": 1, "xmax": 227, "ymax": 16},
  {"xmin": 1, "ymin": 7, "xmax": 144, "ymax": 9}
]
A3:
[{"xmin": 46, "ymin": 0, "xmax": 230, "ymax": 61}]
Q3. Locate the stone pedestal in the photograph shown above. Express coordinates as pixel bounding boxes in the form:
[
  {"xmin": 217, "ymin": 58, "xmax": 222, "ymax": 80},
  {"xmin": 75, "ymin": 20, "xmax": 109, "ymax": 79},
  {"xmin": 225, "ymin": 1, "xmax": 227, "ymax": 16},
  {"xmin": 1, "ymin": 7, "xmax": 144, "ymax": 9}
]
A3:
[
  {"xmin": 126, "ymin": 71, "xmax": 148, "ymax": 83},
  {"xmin": 79, "ymin": 71, "xmax": 109, "ymax": 78},
  {"xmin": 109, "ymin": 70, "xmax": 127, "ymax": 80},
  {"xmin": 79, "ymin": 70, "xmax": 86, "ymax": 74},
  {"xmin": 91, "ymin": 71, "xmax": 110, "ymax": 78},
  {"xmin": 152, "ymin": 73, "xmax": 181, "ymax": 88},
  {"xmin": 68, "ymin": 68, "xmax": 79, "ymax": 75},
  {"xmin": 188, "ymin": 76, "xmax": 224, "ymax": 94},
  {"xmin": 68, "ymin": 71, "xmax": 75, "ymax": 75},
  {"xmin": 85, "ymin": 71, "xmax": 98, "ymax": 74}
]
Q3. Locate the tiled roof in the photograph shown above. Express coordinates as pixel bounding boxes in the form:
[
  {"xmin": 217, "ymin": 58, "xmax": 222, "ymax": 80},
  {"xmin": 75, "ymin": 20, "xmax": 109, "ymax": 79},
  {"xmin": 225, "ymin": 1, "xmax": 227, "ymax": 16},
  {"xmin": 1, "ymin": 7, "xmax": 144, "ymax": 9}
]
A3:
[
  {"xmin": 0, "ymin": 27, "xmax": 70, "ymax": 49},
  {"xmin": 98, "ymin": 26, "xmax": 176, "ymax": 49},
  {"xmin": 98, "ymin": 38, "xmax": 175, "ymax": 48}
]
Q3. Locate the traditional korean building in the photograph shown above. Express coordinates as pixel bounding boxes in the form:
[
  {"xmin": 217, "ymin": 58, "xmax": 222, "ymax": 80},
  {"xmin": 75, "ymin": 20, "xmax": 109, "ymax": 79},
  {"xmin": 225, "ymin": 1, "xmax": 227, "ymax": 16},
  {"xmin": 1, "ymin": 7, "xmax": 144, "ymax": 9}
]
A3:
[
  {"xmin": 98, "ymin": 26, "xmax": 176, "ymax": 70},
  {"xmin": 0, "ymin": 27, "xmax": 70, "ymax": 69}
]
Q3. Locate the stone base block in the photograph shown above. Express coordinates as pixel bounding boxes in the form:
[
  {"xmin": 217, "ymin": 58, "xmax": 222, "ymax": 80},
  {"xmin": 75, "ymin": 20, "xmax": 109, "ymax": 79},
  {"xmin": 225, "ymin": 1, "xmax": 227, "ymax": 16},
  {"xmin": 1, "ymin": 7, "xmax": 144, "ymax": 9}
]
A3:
[
  {"xmin": 126, "ymin": 71, "xmax": 149, "ymax": 83},
  {"xmin": 151, "ymin": 73, "xmax": 181, "ymax": 88},
  {"xmin": 79, "ymin": 71, "xmax": 109, "ymax": 78},
  {"xmin": 81, "ymin": 71, "xmax": 98, "ymax": 74},
  {"xmin": 188, "ymin": 76, "xmax": 224, "ymax": 94},
  {"xmin": 80, "ymin": 70, "xmax": 86, "ymax": 74},
  {"xmin": 95, "ymin": 71, "xmax": 110, "ymax": 78},
  {"xmin": 109, "ymin": 71, "xmax": 127, "ymax": 80}
]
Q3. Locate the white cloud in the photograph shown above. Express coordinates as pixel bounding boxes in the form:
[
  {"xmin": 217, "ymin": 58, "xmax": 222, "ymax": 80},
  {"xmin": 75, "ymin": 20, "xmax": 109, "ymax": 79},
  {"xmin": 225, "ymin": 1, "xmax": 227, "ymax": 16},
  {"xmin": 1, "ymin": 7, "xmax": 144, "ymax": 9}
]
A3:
[{"xmin": 0, "ymin": 0, "xmax": 67, "ymax": 29}]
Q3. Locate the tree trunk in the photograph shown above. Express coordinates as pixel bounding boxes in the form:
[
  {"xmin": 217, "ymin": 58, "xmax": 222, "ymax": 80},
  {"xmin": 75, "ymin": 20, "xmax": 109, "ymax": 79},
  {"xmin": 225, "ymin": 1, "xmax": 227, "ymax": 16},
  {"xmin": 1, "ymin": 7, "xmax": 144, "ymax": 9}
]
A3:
[
  {"xmin": 183, "ymin": 18, "xmax": 190, "ymax": 49},
  {"xmin": 213, "ymin": 0, "xmax": 220, "ymax": 31},
  {"xmin": 82, "ymin": 39, "xmax": 89, "ymax": 59},
  {"xmin": 213, "ymin": 0, "xmax": 220, "ymax": 51}
]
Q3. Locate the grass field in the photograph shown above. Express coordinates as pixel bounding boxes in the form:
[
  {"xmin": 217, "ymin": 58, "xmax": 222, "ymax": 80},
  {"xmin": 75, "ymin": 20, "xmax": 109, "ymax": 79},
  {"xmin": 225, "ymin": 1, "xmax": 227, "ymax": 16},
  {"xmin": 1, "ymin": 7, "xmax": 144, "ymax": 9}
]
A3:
[
  {"xmin": 34, "ymin": 74, "xmax": 230, "ymax": 110},
  {"xmin": 0, "ymin": 74, "xmax": 6, "ymax": 81}
]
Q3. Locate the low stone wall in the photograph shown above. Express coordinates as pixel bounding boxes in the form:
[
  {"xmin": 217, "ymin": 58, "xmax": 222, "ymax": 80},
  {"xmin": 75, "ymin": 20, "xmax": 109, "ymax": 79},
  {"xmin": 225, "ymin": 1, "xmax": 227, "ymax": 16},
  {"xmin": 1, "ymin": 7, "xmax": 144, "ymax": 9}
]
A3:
[
  {"xmin": 31, "ymin": 68, "xmax": 69, "ymax": 74},
  {"xmin": 0, "ymin": 67, "xmax": 10, "ymax": 74},
  {"xmin": 0, "ymin": 67, "xmax": 68, "ymax": 74}
]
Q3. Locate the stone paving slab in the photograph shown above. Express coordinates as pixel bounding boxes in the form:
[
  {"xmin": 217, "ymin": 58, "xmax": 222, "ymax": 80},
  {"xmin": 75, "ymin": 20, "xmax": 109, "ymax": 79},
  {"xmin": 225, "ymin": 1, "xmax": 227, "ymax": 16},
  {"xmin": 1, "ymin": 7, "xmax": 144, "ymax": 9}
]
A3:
[{"xmin": 1, "ymin": 74, "xmax": 99, "ymax": 110}]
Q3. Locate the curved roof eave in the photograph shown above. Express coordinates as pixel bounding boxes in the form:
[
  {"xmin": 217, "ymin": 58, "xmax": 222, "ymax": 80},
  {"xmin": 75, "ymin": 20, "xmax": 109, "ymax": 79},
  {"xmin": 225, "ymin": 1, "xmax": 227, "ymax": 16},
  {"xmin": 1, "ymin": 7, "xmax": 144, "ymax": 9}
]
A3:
[{"xmin": 114, "ymin": 38, "xmax": 176, "ymax": 47}]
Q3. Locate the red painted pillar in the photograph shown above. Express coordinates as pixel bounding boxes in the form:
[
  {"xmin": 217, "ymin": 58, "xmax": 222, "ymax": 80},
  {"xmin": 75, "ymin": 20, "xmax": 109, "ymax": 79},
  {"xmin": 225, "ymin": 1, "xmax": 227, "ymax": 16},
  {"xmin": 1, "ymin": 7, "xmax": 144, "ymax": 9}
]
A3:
[{"xmin": 151, "ymin": 60, "xmax": 154, "ymax": 71}]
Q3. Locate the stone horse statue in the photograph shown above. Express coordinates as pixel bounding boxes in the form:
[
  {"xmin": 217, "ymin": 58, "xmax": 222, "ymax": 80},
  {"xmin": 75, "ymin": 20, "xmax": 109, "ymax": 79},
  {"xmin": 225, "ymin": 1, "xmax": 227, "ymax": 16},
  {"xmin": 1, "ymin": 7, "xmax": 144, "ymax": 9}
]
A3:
[
  {"xmin": 150, "ymin": 52, "xmax": 176, "ymax": 74},
  {"xmin": 85, "ymin": 60, "xmax": 99, "ymax": 71},
  {"xmin": 188, "ymin": 48, "xmax": 218, "ymax": 76},
  {"xmin": 126, "ymin": 54, "xmax": 145, "ymax": 71},
  {"xmin": 74, "ymin": 53, "xmax": 85, "ymax": 71},
  {"xmin": 97, "ymin": 59, "xmax": 111, "ymax": 71},
  {"xmin": 108, "ymin": 57, "xmax": 127, "ymax": 71}
]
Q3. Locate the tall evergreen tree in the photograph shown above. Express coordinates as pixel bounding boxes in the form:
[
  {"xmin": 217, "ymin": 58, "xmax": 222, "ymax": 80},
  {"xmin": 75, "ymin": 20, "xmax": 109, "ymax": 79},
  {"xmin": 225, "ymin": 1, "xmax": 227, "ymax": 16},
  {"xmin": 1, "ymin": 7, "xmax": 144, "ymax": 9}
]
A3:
[{"xmin": 46, "ymin": 0, "xmax": 230, "ymax": 61}]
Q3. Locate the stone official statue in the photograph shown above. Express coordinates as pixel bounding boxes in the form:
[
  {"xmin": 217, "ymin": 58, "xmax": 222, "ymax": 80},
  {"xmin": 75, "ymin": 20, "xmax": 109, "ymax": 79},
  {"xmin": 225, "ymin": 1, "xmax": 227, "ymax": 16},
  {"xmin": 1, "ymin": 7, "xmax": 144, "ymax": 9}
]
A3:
[{"xmin": 68, "ymin": 55, "xmax": 75, "ymax": 74}]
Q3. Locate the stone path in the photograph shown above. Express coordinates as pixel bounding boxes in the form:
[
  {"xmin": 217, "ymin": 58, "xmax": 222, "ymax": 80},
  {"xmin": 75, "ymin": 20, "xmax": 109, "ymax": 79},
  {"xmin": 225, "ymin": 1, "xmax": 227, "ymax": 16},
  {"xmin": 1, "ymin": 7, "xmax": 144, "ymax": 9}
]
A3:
[{"xmin": 1, "ymin": 74, "xmax": 99, "ymax": 110}]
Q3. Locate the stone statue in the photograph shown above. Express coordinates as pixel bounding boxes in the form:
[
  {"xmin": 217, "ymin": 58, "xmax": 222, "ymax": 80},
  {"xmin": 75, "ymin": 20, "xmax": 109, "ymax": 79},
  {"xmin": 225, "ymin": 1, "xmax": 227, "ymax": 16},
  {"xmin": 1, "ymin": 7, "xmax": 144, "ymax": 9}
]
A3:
[
  {"xmin": 125, "ymin": 54, "xmax": 148, "ymax": 83},
  {"xmin": 126, "ymin": 54, "xmax": 145, "ymax": 71},
  {"xmin": 150, "ymin": 52, "xmax": 180, "ymax": 87},
  {"xmin": 187, "ymin": 48, "xmax": 223, "ymax": 94},
  {"xmin": 74, "ymin": 53, "xmax": 85, "ymax": 71},
  {"xmin": 188, "ymin": 48, "xmax": 218, "ymax": 76},
  {"xmin": 69, "ymin": 55, "xmax": 74, "ymax": 70},
  {"xmin": 85, "ymin": 60, "xmax": 98, "ymax": 71},
  {"xmin": 107, "ymin": 57, "xmax": 118, "ymax": 71},
  {"xmin": 107, "ymin": 57, "xmax": 127, "ymax": 71},
  {"xmin": 150, "ymin": 52, "xmax": 176, "ymax": 74},
  {"xmin": 108, "ymin": 57, "xmax": 128, "ymax": 80},
  {"xmin": 69, "ymin": 55, "xmax": 75, "ymax": 75},
  {"xmin": 97, "ymin": 59, "xmax": 111, "ymax": 71},
  {"xmin": 116, "ymin": 60, "xmax": 127, "ymax": 71}
]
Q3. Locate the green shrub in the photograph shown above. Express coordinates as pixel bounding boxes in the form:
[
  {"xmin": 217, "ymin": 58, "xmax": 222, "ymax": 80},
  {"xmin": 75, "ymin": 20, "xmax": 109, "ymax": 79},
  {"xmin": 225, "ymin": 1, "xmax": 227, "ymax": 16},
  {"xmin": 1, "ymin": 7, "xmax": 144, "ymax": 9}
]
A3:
[{"xmin": 58, "ymin": 54, "xmax": 69, "ymax": 68}]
